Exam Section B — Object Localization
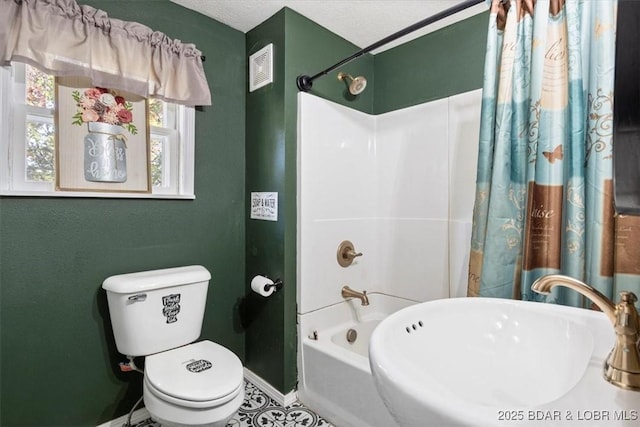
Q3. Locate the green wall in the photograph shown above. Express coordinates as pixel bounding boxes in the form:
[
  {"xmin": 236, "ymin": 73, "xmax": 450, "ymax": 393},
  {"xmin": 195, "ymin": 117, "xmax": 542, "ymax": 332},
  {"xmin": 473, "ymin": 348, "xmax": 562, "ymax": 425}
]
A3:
[
  {"xmin": 244, "ymin": 8, "xmax": 374, "ymax": 394},
  {"xmin": 244, "ymin": 9, "xmax": 288, "ymax": 393},
  {"xmin": 0, "ymin": 1, "xmax": 246, "ymax": 426},
  {"xmin": 374, "ymin": 11, "xmax": 488, "ymax": 114}
]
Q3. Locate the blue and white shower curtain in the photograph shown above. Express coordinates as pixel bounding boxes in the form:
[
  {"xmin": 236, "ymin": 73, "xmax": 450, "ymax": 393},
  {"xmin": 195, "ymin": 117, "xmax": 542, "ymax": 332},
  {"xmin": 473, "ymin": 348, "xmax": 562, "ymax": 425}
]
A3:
[{"xmin": 468, "ymin": 0, "xmax": 640, "ymax": 306}]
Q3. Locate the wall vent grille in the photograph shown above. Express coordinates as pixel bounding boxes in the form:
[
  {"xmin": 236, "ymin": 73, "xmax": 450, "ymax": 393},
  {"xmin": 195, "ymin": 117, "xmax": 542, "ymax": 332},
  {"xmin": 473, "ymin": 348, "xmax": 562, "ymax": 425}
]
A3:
[{"xmin": 249, "ymin": 44, "xmax": 273, "ymax": 92}]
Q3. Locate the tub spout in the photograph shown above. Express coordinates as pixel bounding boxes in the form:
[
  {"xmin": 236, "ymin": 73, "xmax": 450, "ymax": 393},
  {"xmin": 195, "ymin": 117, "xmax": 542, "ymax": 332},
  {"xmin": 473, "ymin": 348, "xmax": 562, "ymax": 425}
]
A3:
[
  {"xmin": 342, "ymin": 285, "xmax": 369, "ymax": 306},
  {"xmin": 532, "ymin": 274, "xmax": 640, "ymax": 391}
]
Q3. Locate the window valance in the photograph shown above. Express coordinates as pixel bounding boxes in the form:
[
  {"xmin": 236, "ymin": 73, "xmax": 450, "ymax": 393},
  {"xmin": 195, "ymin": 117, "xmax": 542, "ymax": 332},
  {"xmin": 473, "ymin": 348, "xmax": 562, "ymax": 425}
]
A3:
[{"xmin": 0, "ymin": 0, "xmax": 211, "ymax": 106}]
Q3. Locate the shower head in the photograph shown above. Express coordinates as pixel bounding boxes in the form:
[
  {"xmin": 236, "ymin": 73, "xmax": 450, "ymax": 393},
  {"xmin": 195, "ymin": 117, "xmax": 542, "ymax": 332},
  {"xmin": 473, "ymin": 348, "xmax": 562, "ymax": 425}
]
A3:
[{"xmin": 337, "ymin": 72, "xmax": 367, "ymax": 95}]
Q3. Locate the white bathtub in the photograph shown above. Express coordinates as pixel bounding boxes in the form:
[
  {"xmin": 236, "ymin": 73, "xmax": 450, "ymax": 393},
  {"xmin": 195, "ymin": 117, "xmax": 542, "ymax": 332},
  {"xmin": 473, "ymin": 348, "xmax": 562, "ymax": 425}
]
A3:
[{"xmin": 297, "ymin": 293, "xmax": 416, "ymax": 427}]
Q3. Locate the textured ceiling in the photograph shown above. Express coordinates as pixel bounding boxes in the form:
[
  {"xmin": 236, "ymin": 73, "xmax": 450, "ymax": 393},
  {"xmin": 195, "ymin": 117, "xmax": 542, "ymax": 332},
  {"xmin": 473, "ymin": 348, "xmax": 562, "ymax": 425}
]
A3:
[{"xmin": 169, "ymin": 0, "xmax": 486, "ymax": 53}]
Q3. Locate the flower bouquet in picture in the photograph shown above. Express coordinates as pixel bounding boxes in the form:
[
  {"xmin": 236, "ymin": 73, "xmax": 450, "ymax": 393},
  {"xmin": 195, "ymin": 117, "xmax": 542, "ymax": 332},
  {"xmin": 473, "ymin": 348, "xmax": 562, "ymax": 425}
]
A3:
[{"xmin": 72, "ymin": 87, "xmax": 138, "ymax": 183}]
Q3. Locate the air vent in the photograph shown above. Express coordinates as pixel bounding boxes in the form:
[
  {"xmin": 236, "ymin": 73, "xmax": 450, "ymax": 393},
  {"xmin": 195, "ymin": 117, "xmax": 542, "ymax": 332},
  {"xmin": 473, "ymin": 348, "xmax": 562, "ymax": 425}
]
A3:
[{"xmin": 249, "ymin": 44, "xmax": 273, "ymax": 92}]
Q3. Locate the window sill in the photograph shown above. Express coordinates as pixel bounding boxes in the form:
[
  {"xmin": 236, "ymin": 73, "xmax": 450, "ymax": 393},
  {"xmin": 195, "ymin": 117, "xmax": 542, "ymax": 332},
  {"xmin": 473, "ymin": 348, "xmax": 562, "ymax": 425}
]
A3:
[{"xmin": 0, "ymin": 190, "xmax": 195, "ymax": 200}]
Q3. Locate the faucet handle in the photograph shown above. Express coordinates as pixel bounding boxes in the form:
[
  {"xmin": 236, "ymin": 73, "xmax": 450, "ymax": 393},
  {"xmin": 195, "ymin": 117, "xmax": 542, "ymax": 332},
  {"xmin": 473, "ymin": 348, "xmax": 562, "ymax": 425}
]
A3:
[
  {"xmin": 615, "ymin": 292, "xmax": 639, "ymax": 332},
  {"xmin": 619, "ymin": 291, "xmax": 638, "ymax": 304},
  {"xmin": 337, "ymin": 240, "xmax": 363, "ymax": 267},
  {"xmin": 346, "ymin": 249, "xmax": 363, "ymax": 259},
  {"xmin": 606, "ymin": 291, "xmax": 640, "ymax": 389}
]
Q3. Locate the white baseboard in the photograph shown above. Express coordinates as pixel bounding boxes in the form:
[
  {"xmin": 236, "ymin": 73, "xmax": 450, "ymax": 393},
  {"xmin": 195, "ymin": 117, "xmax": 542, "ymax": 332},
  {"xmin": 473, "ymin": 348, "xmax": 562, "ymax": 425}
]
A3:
[
  {"xmin": 243, "ymin": 367, "xmax": 298, "ymax": 407},
  {"xmin": 96, "ymin": 407, "xmax": 151, "ymax": 427}
]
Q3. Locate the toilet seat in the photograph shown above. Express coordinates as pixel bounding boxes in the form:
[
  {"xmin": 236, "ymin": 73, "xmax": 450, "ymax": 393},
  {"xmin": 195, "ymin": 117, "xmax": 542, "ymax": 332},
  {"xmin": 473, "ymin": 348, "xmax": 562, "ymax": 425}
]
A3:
[
  {"xmin": 145, "ymin": 376, "xmax": 243, "ymax": 409},
  {"xmin": 145, "ymin": 340, "xmax": 244, "ymax": 406}
]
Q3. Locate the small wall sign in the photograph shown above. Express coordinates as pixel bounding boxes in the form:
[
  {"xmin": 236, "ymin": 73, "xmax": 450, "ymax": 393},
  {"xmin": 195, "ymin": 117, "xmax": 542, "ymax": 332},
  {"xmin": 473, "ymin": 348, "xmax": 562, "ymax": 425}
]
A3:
[{"xmin": 251, "ymin": 192, "xmax": 278, "ymax": 221}]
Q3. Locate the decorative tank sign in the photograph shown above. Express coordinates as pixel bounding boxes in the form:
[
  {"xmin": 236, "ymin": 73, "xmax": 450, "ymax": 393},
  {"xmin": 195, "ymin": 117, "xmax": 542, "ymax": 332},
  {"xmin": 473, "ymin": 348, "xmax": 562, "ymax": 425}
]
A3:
[
  {"xmin": 162, "ymin": 294, "xmax": 181, "ymax": 324},
  {"xmin": 71, "ymin": 87, "xmax": 138, "ymax": 183}
]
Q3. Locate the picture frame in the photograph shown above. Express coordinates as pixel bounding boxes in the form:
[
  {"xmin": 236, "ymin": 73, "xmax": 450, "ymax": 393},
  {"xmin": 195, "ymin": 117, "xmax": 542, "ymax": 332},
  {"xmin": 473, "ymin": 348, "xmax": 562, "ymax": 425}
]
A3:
[{"xmin": 55, "ymin": 77, "xmax": 151, "ymax": 193}]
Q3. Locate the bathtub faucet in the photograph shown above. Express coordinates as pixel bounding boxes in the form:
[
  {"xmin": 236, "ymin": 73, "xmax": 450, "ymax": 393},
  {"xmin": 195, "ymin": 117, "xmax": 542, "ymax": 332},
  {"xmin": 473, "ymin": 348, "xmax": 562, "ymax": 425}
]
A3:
[
  {"xmin": 532, "ymin": 274, "xmax": 640, "ymax": 391},
  {"xmin": 342, "ymin": 285, "xmax": 369, "ymax": 306}
]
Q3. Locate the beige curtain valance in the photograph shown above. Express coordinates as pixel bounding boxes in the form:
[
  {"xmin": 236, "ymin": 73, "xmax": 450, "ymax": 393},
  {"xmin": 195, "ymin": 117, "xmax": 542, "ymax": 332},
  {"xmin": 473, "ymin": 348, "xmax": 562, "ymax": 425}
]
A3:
[{"xmin": 0, "ymin": 0, "xmax": 211, "ymax": 106}]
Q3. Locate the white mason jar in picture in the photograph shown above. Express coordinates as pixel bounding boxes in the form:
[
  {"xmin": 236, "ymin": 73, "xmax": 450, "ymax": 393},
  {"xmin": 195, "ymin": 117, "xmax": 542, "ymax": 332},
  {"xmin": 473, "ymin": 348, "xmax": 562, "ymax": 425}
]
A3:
[{"xmin": 84, "ymin": 121, "xmax": 127, "ymax": 182}]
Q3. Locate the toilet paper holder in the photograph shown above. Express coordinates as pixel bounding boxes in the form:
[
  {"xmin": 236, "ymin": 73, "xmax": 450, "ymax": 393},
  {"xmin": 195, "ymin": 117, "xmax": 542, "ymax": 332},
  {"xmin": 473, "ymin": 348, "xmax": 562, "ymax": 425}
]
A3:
[
  {"xmin": 263, "ymin": 277, "xmax": 283, "ymax": 292},
  {"xmin": 251, "ymin": 274, "xmax": 284, "ymax": 297}
]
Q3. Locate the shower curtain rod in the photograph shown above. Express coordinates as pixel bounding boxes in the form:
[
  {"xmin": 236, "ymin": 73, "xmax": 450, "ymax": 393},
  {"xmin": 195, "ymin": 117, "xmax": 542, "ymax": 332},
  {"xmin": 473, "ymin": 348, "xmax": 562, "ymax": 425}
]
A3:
[{"xmin": 296, "ymin": 0, "xmax": 485, "ymax": 92}]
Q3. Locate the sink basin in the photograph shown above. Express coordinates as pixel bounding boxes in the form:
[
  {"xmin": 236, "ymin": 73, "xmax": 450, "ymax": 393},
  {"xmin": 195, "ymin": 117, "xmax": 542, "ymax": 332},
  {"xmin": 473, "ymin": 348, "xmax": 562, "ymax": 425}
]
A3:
[{"xmin": 369, "ymin": 297, "xmax": 640, "ymax": 426}]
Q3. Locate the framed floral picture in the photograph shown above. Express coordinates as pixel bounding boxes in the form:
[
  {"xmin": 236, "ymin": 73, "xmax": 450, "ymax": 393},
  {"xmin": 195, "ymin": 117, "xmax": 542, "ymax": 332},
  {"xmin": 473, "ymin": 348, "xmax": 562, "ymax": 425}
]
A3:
[{"xmin": 55, "ymin": 76, "xmax": 151, "ymax": 193}]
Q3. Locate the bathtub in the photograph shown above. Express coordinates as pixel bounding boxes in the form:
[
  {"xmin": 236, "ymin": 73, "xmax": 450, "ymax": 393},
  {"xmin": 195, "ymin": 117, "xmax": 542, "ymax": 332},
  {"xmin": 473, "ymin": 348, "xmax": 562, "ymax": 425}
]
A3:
[{"xmin": 297, "ymin": 293, "xmax": 416, "ymax": 427}]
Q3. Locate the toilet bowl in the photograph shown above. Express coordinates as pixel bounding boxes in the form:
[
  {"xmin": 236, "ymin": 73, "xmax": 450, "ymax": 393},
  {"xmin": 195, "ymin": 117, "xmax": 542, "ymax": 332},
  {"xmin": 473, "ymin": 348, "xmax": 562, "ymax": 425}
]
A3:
[
  {"xmin": 102, "ymin": 266, "xmax": 245, "ymax": 427},
  {"xmin": 142, "ymin": 340, "xmax": 244, "ymax": 427}
]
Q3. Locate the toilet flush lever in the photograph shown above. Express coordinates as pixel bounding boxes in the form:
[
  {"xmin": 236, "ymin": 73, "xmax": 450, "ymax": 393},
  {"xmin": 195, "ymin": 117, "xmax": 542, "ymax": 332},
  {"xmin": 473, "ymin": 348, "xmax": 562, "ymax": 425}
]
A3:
[{"xmin": 128, "ymin": 293, "xmax": 147, "ymax": 302}]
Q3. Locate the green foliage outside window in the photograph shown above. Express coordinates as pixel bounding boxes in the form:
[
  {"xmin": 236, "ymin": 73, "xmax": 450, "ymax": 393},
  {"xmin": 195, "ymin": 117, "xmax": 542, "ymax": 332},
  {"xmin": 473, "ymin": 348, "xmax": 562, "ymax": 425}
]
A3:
[
  {"xmin": 26, "ymin": 121, "xmax": 55, "ymax": 182},
  {"xmin": 149, "ymin": 99, "xmax": 163, "ymax": 127},
  {"xmin": 150, "ymin": 138, "xmax": 163, "ymax": 187}
]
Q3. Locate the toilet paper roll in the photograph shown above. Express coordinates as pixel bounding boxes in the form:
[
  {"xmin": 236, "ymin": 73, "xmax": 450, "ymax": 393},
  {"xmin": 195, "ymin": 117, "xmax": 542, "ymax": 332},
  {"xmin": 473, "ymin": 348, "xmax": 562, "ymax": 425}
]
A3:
[{"xmin": 251, "ymin": 275, "xmax": 275, "ymax": 297}]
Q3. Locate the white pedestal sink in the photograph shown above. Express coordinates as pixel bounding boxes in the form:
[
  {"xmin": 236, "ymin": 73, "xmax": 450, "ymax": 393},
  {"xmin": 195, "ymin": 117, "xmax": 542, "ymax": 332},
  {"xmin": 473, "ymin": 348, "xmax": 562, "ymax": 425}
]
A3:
[{"xmin": 369, "ymin": 297, "xmax": 640, "ymax": 426}]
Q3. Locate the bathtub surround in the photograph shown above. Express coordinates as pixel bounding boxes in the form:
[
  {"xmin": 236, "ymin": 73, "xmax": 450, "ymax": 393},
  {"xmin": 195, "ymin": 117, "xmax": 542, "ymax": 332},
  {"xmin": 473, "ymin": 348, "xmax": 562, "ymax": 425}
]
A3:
[
  {"xmin": 298, "ymin": 90, "xmax": 481, "ymax": 310},
  {"xmin": 296, "ymin": 90, "xmax": 482, "ymax": 426}
]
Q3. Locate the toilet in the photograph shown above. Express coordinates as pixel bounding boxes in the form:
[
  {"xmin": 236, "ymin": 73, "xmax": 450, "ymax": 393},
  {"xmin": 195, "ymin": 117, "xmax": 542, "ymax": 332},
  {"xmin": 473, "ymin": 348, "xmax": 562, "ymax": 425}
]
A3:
[{"xmin": 102, "ymin": 265, "xmax": 244, "ymax": 427}]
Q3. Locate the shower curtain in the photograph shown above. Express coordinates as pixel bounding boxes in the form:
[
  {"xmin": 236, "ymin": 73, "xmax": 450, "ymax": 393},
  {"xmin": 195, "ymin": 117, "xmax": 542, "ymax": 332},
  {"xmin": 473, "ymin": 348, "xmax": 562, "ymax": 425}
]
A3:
[{"xmin": 468, "ymin": 0, "xmax": 640, "ymax": 307}]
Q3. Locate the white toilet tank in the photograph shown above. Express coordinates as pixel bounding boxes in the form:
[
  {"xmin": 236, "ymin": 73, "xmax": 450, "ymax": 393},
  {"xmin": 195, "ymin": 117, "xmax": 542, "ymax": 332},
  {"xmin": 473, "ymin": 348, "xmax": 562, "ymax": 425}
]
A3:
[{"xmin": 102, "ymin": 265, "xmax": 211, "ymax": 357}]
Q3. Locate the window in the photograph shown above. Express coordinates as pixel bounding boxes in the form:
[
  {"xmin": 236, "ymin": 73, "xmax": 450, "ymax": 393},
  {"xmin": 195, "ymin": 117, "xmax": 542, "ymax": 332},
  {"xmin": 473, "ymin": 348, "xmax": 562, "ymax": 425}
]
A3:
[{"xmin": 0, "ymin": 63, "xmax": 195, "ymax": 198}]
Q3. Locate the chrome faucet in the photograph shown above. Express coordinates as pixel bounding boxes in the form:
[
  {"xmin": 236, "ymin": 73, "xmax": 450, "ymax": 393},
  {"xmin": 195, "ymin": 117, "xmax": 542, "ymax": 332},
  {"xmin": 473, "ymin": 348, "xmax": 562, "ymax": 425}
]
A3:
[
  {"xmin": 341, "ymin": 285, "xmax": 369, "ymax": 306},
  {"xmin": 532, "ymin": 274, "xmax": 640, "ymax": 391}
]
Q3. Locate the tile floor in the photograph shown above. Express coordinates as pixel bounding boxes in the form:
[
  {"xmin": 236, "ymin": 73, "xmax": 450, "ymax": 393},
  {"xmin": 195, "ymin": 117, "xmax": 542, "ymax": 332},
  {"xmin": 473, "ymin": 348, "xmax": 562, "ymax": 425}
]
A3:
[{"xmin": 133, "ymin": 380, "xmax": 334, "ymax": 427}]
